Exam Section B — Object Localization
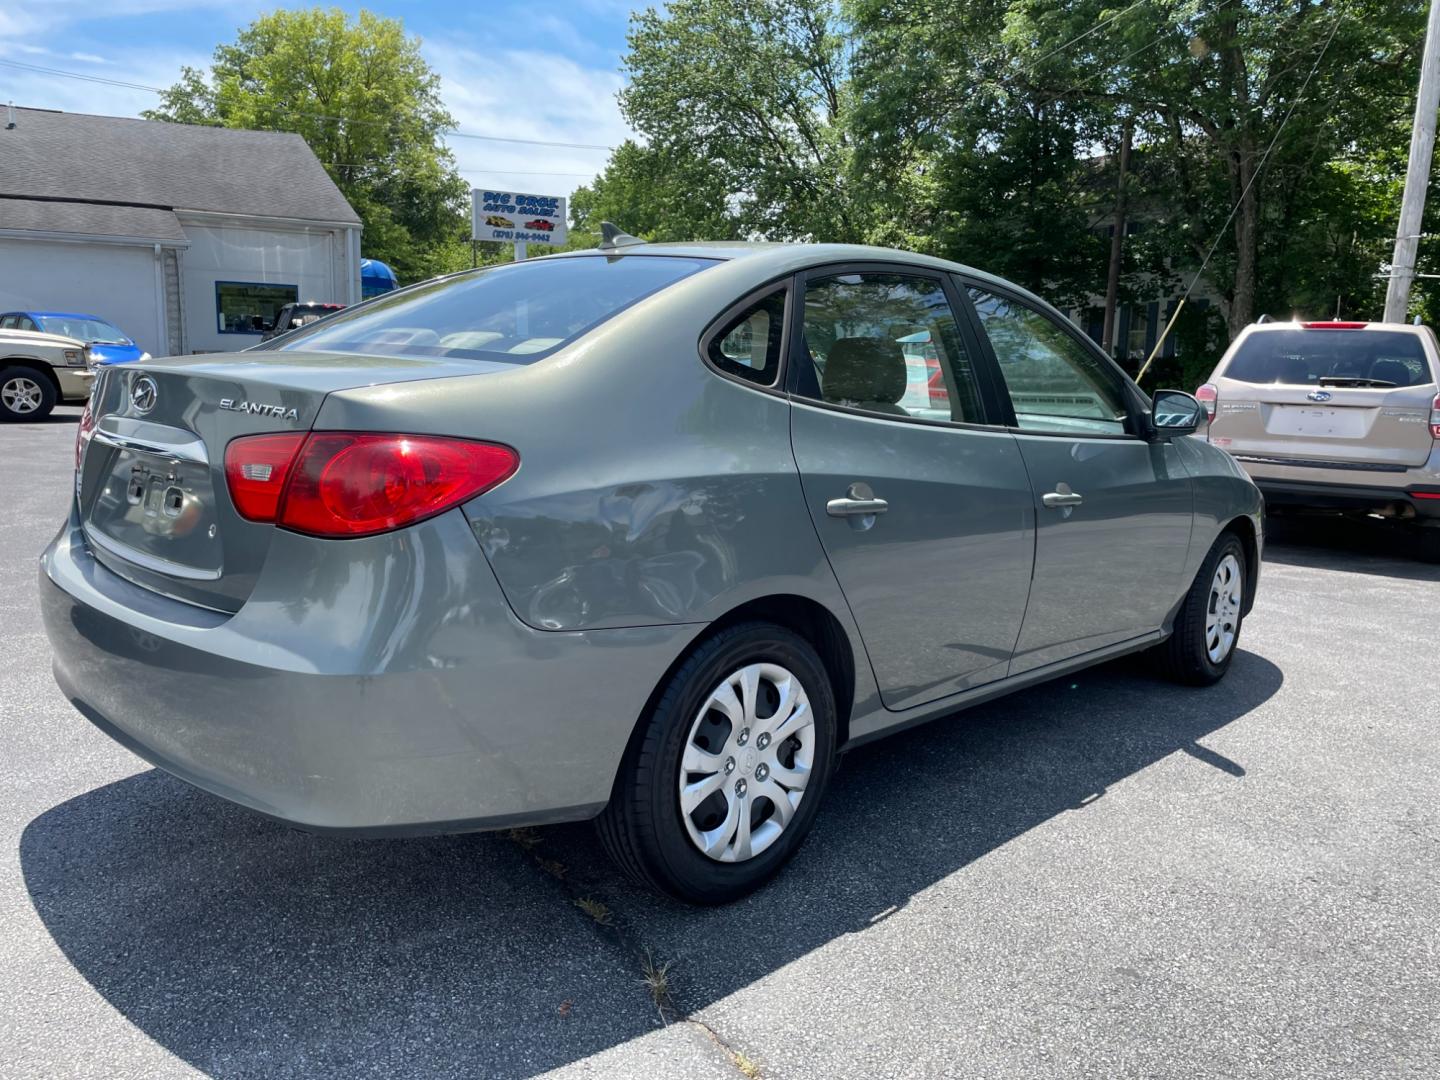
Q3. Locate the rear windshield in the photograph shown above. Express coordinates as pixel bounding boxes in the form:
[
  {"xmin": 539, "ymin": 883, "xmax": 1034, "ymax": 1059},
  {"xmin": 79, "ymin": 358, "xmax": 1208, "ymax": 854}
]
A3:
[
  {"xmin": 1224, "ymin": 329, "xmax": 1433, "ymax": 387},
  {"xmin": 266, "ymin": 255, "xmax": 713, "ymax": 363}
]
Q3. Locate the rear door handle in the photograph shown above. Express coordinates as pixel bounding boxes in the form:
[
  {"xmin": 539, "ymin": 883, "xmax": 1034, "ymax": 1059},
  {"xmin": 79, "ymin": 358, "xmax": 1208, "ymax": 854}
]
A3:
[
  {"xmin": 1041, "ymin": 487, "xmax": 1083, "ymax": 508},
  {"xmin": 827, "ymin": 481, "xmax": 888, "ymax": 518},
  {"xmin": 827, "ymin": 497, "xmax": 889, "ymax": 517}
]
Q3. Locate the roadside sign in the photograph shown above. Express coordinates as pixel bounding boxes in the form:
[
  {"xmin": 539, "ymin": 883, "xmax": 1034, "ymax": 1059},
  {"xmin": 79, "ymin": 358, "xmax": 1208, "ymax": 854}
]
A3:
[{"xmin": 471, "ymin": 190, "xmax": 568, "ymax": 248}]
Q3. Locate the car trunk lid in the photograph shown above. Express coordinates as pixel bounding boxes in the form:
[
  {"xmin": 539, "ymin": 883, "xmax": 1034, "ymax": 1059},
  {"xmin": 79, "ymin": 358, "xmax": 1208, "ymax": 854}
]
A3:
[{"xmin": 77, "ymin": 353, "xmax": 507, "ymax": 611}]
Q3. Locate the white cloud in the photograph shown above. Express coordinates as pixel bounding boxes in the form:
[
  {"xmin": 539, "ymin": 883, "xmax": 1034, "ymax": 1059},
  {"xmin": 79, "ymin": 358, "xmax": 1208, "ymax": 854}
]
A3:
[{"xmin": 425, "ymin": 43, "xmax": 633, "ymax": 199}]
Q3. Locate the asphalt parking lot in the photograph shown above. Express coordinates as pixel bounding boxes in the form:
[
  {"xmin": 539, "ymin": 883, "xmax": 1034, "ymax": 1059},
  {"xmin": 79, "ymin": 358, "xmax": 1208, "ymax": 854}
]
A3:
[{"xmin": 2, "ymin": 406, "xmax": 1437, "ymax": 1079}]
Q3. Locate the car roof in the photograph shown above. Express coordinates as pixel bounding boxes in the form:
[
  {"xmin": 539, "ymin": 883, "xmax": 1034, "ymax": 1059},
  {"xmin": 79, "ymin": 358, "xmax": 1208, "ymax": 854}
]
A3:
[
  {"xmin": 547, "ymin": 241, "xmax": 1049, "ymax": 310},
  {"xmin": 1243, "ymin": 320, "xmax": 1429, "ymax": 336},
  {"xmin": 16, "ymin": 311, "xmax": 109, "ymax": 320}
]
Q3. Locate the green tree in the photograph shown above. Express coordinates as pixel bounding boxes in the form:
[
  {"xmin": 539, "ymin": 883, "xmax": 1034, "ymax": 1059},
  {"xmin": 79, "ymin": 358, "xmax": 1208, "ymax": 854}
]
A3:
[
  {"xmin": 570, "ymin": 140, "xmax": 742, "ymax": 241},
  {"xmin": 622, "ymin": 0, "xmax": 859, "ymax": 241},
  {"xmin": 142, "ymin": 7, "xmax": 469, "ymax": 283}
]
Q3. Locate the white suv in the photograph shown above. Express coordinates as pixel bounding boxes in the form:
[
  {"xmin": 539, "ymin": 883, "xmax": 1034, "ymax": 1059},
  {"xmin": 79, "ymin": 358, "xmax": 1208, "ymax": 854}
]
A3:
[{"xmin": 1198, "ymin": 319, "xmax": 1440, "ymax": 558}]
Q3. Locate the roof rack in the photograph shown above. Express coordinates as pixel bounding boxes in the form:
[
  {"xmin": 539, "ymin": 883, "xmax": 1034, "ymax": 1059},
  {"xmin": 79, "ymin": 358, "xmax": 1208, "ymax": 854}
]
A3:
[
  {"xmin": 1256, "ymin": 313, "xmax": 1273, "ymax": 323},
  {"xmin": 598, "ymin": 221, "xmax": 646, "ymax": 252}
]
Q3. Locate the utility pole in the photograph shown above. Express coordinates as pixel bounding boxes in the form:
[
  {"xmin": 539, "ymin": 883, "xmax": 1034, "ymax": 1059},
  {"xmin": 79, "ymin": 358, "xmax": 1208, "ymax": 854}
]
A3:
[
  {"xmin": 1384, "ymin": 0, "xmax": 1440, "ymax": 322},
  {"xmin": 1101, "ymin": 117, "xmax": 1133, "ymax": 355}
]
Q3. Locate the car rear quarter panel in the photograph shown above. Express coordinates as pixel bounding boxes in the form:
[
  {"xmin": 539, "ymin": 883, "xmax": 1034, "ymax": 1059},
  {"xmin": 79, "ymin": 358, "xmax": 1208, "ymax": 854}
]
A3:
[{"xmin": 314, "ymin": 257, "xmax": 875, "ymax": 676}]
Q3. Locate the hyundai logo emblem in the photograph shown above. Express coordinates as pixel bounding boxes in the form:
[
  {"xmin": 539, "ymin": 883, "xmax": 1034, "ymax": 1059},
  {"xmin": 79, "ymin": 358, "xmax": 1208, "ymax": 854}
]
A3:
[
  {"xmin": 131, "ymin": 376, "xmax": 158, "ymax": 414},
  {"xmin": 1307, "ymin": 389, "xmax": 1332, "ymax": 402}
]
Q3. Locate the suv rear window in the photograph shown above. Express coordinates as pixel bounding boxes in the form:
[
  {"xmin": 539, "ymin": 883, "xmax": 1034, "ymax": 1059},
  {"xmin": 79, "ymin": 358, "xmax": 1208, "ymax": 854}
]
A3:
[
  {"xmin": 268, "ymin": 255, "xmax": 713, "ymax": 363},
  {"xmin": 1224, "ymin": 329, "xmax": 1433, "ymax": 388}
]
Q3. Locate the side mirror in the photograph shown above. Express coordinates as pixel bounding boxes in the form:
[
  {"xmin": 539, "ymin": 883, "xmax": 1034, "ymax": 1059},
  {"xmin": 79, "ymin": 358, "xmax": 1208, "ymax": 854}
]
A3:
[{"xmin": 1150, "ymin": 389, "xmax": 1203, "ymax": 437}]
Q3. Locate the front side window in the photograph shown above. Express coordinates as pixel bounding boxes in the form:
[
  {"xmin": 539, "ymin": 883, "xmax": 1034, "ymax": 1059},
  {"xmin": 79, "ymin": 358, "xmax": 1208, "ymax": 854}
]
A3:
[
  {"xmin": 217, "ymin": 282, "xmax": 299, "ymax": 335},
  {"xmin": 968, "ymin": 287, "xmax": 1130, "ymax": 436},
  {"xmin": 708, "ymin": 289, "xmax": 785, "ymax": 386},
  {"xmin": 798, "ymin": 272, "xmax": 983, "ymax": 424},
  {"xmin": 270, "ymin": 255, "xmax": 713, "ymax": 364}
]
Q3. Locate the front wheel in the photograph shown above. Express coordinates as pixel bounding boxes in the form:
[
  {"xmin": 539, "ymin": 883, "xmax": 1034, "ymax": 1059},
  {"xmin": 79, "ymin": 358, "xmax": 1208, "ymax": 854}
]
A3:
[
  {"xmin": 597, "ymin": 622, "xmax": 838, "ymax": 904},
  {"xmin": 1151, "ymin": 533, "xmax": 1248, "ymax": 686},
  {"xmin": 0, "ymin": 366, "xmax": 56, "ymax": 422}
]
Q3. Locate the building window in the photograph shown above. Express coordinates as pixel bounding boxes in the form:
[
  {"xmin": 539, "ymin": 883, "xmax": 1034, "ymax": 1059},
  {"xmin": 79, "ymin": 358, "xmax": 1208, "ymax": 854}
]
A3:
[
  {"xmin": 216, "ymin": 281, "xmax": 299, "ymax": 335},
  {"xmin": 1125, "ymin": 304, "xmax": 1150, "ymax": 361}
]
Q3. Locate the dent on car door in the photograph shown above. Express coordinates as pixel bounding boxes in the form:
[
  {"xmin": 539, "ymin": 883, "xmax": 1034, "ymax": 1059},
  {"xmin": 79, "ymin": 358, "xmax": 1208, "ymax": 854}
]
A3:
[
  {"xmin": 787, "ymin": 266, "xmax": 1035, "ymax": 713},
  {"xmin": 963, "ymin": 283, "xmax": 1194, "ymax": 673}
]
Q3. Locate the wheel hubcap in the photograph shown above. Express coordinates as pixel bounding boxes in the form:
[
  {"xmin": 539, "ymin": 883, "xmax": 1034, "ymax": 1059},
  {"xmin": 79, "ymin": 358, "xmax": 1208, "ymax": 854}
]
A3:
[
  {"xmin": 2, "ymin": 377, "xmax": 43, "ymax": 414},
  {"xmin": 678, "ymin": 662, "xmax": 815, "ymax": 863},
  {"xmin": 1205, "ymin": 553, "xmax": 1243, "ymax": 663}
]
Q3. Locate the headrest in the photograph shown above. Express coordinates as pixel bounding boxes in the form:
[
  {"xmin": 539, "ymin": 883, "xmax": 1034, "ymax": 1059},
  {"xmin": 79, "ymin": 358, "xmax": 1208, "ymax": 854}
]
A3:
[{"xmin": 825, "ymin": 336, "xmax": 907, "ymax": 405}]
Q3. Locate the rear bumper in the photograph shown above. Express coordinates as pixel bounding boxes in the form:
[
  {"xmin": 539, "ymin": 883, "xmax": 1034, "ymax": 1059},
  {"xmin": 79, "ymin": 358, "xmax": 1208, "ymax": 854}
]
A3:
[
  {"xmin": 1248, "ymin": 476, "xmax": 1440, "ymax": 520},
  {"xmin": 40, "ymin": 508, "xmax": 702, "ymax": 834}
]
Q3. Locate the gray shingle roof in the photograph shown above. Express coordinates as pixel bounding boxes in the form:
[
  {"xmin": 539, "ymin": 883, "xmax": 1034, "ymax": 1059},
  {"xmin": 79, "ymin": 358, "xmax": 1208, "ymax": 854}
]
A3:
[
  {"xmin": 0, "ymin": 197, "xmax": 188, "ymax": 242},
  {"xmin": 0, "ymin": 107, "xmax": 360, "ymax": 226}
]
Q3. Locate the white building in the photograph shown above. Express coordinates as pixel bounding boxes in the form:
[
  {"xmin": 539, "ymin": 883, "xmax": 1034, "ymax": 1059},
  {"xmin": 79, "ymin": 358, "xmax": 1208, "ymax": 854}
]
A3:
[{"xmin": 0, "ymin": 106, "xmax": 361, "ymax": 356}]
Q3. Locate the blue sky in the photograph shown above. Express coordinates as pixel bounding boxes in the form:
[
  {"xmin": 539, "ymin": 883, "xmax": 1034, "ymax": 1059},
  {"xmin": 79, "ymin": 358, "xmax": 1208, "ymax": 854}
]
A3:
[{"xmin": 0, "ymin": 1, "xmax": 644, "ymax": 198}]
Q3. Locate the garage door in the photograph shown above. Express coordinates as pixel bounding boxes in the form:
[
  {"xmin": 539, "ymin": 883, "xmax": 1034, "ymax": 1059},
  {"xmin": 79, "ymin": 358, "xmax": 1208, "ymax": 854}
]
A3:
[{"xmin": 0, "ymin": 240, "xmax": 164, "ymax": 356}]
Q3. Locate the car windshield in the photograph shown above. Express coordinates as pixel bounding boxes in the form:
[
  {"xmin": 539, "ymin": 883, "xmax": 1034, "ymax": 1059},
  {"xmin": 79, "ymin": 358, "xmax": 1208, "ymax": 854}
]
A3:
[
  {"xmin": 1225, "ymin": 329, "xmax": 1432, "ymax": 387},
  {"xmin": 36, "ymin": 316, "xmax": 129, "ymax": 344},
  {"xmin": 267, "ymin": 255, "xmax": 715, "ymax": 363}
]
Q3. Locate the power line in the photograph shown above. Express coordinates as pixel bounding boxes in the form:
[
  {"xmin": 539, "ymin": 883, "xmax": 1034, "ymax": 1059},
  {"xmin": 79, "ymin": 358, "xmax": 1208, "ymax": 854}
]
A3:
[
  {"xmin": 0, "ymin": 56, "xmax": 617, "ymax": 152},
  {"xmin": 324, "ymin": 161, "xmax": 595, "ymax": 178},
  {"xmin": 1022, "ymin": 0, "xmax": 1150, "ymax": 74}
]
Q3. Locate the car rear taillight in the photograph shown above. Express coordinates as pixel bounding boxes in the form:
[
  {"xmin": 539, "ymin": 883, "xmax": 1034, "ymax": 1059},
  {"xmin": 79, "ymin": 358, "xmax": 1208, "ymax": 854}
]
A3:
[
  {"xmin": 1300, "ymin": 321, "xmax": 1368, "ymax": 329},
  {"xmin": 1195, "ymin": 383, "xmax": 1218, "ymax": 419},
  {"xmin": 74, "ymin": 400, "xmax": 96, "ymax": 470},
  {"xmin": 1431, "ymin": 393, "xmax": 1440, "ymax": 440},
  {"xmin": 225, "ymin": 432, "xmax": 518, "ymax": 537},
  {"xmin": 225, "ymin": 432, "xmax": 307, "ymax": 522}
]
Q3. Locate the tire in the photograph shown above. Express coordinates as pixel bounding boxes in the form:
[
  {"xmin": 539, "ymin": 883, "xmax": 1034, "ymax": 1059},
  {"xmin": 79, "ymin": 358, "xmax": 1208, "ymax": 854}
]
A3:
[
  {"xmin": 597, "ymin": 621, "xmax": 838, "ymax": 904},
  {"xmin": 0, "ymin": 366, "xmax": 57, "ymax": 422},
  {"xmin": 1151, "ymin": 532, "xmax": 1247, "ymax": 686}
]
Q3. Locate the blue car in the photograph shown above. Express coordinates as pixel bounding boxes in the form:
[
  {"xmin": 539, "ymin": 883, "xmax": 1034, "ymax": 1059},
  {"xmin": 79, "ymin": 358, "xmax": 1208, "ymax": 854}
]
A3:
[{"xmin": 0, "ymin": 311, "xmax": 147, "ymax": 365}]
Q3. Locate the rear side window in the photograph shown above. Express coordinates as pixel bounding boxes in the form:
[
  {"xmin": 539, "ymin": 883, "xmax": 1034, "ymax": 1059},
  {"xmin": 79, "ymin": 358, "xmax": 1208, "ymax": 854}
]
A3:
[
  {"xmin": 798, "ymin": 272, "xmax": 984, "ymax": 424},
  {"xmin": 708, "ymin": 289, "xmax": 785, "ymax": 386},
  {"xmin": 1223, "ymin": 329, "xmax": 1434, "ymax": 387},
  {"xmin": 269, "ymin": 255, "xmax": 713, "ymax": 364}
]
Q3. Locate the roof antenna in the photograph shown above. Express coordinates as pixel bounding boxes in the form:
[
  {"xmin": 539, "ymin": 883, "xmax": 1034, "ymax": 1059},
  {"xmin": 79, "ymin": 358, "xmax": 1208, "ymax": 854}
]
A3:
[
  {"xmin": 598, "ymin": 221, "xmax": 645, "ymax": 251},
  {"xmin": 5, "ymin": 103, "xmax": 15, "ymax": 130}
]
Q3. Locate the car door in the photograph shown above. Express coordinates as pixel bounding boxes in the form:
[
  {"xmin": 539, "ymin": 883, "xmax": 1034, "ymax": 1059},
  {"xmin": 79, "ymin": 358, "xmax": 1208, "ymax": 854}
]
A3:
[
  {"xmin": 787, "ymin": 265, "xmax": 1036, "ymax": 711},
  {"xmin": 961, "ymin": 281, "xmax": 1194, "ymax": 675}
]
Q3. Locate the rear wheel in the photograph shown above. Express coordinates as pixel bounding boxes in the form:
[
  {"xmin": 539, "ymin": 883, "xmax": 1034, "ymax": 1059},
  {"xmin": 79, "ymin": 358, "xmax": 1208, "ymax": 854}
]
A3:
[
  {"xmin": 597, "ymin": 622, "xmax": 837, "ymax": 904},
  {"xmin": 0, "ymin": 366, "xmax": 56, "ymax": 422},
  {"xmin": 1151, "ymin": 533, "xmax": 1247, "ymax": 686}
]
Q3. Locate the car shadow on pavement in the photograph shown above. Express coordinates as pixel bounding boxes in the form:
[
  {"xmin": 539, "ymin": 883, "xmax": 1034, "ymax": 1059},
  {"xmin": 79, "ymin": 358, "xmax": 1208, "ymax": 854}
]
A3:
[
  {"xmin": 21, "ymin": 650, "xmax": 1281, "ymax": 1078},
  {"xmin": 1262, "ymin": 515, "xmax": 1440, "ymax": 581}
]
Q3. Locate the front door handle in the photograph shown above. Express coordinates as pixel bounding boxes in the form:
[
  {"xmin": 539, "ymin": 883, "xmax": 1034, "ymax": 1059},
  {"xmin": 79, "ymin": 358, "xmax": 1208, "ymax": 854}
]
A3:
[
  {"xmin": 827, "ymin": 481, "xmax": 888, "ymax": 518},
  {"xmin": 1041, "ymin": 486, "xmax": 1083, "ymax": 509}
]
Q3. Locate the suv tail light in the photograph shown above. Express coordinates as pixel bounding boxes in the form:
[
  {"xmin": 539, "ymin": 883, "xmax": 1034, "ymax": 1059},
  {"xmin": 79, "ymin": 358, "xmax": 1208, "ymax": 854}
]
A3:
[
  {"xmin": 1301, "ymin": 321, "xmax": 1367, "ymax": 329},
  {"xmin": 1431, "ymin": 393, "xmax": 1440, "ymax": 440},
  {"xmin": 1195, "ymin": 383, "xmax": 1218, "ymax": 419},
  {"xmin": 225, "ymin": 432, "xmax": 518, "ymax": 537}
]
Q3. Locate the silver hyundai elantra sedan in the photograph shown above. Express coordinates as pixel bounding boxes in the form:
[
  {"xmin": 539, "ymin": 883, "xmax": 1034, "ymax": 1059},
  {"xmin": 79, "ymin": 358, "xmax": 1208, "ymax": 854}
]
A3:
[{"xmin": 40, "ymin": 236, "xmax": 1262, "ymax": 903}]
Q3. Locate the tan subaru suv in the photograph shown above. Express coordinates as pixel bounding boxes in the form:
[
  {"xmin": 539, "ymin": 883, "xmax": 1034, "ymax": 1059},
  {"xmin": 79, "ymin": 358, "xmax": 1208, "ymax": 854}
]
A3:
[{"xmin": 1198, "ymin": 319, "xmax": 1440, "ymax": 559}]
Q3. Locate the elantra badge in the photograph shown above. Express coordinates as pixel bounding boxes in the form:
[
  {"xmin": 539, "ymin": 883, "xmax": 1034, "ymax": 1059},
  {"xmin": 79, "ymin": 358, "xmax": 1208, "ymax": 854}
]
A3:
[
  {"xmin": 219, "ymin": 398, "xmax": 300, "ymax": 421},
  {"xmin": 1307, "ymin": 390, "xmax": 1332, "ymax": 402}
]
